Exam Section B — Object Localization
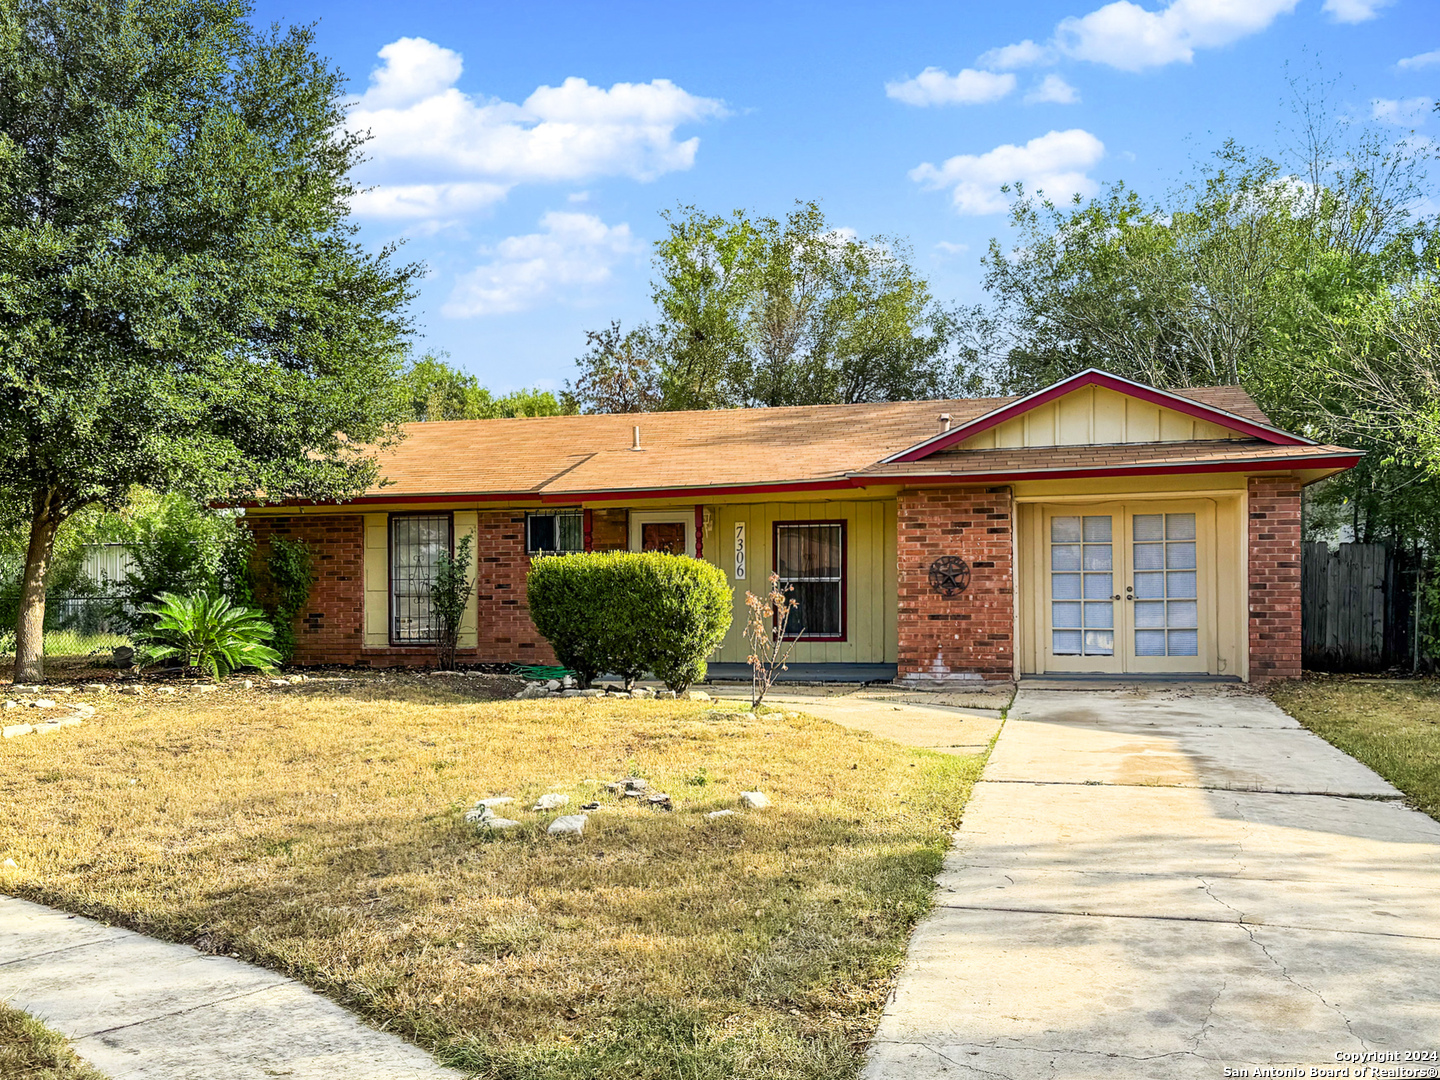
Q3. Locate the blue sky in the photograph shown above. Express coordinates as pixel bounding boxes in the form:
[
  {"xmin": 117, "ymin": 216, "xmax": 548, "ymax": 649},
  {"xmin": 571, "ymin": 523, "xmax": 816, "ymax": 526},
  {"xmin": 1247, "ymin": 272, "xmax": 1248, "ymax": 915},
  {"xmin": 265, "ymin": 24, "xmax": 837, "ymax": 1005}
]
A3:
[{"xmin": 250, "ymin": 0, "xmax": 1438, "ymax": 394}]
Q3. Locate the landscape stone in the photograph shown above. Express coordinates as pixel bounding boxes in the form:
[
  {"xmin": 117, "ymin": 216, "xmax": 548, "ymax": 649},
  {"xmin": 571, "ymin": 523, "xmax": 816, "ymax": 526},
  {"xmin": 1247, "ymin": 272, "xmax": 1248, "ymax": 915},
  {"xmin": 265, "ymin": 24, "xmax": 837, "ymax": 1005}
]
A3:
[
  {"xmin": 707, "ymin": 809, "xmax": 738, "ymax": 820},
  {"xmin": 268, "ymin": 679, "xmax": 289, "ymax": 688},
  {"xmin": 547, "ymin": 814, "xmax": 587, "ymax": 836},
  {"xmin": 646, "ymin": 793, "xmax": 673, "ymax": 811},
  {"xmin": 80, "ymin": 683, "xmax": 106, "ymax": 693},
  {"xmin": 533, "ymin": 793, "xmax": 569, "ymax": 811},
  {"xmin": 31, "ymin": 699, "xmax": 56, "ymax": 710},
  {"xmin": 71, "ymin": 704, "xmax": 96, "ymax": 717},
  {"xmin": 514, "ymin": 683, "xmax": 548, "ymax": 700},
  {"xmin": 11, "ymin": 684, "xmax": 40, "ymax": 694},
  {"xmin": 1, "ymin": 858, "xmax": 15, "ymax": 867},
  {"xmin": 463, "ymin": 806, "xmax": 494, "ymax": 823},
  {"xmin": 479, "ymin": 817, "xmax": 520, "ymax": 830},
  {"xmin": 630, "ymin": 688, "xmax": 654, "ymax": 699},
  {"xmin": 683, "ymin": 690, "xmax": 711, "ymax": 701},
  {"xmin": 739, "ymin": 791, "xmax": 771, "ymax": 809},
  {"xmin": 3, "ymin": 724, "xmax": 33, "ymax": 738},
  {"xmin": 241, "ymin": 680, "xmax": 253, "ymax": 690},
  {"xmin": 194, "ymin": 684, "xmax": 218, "ymax": 693},
  {"xmin": 117, "ymin": 685, "xmax": 142, "ymax": 695},
  {"xmin": 546, "ymin": 680, "xmax": 563, "ymax": 692},
  {"xmin": 1, "ymin": 701, "xmax": 16, "ymax": 710},
  {"xmin": 559, "ymin": 689, "xmax": 583, "ymax": 698},
  {"xmin": 577, "ymin": 688, "xmax": 603, "ymax": 697}
]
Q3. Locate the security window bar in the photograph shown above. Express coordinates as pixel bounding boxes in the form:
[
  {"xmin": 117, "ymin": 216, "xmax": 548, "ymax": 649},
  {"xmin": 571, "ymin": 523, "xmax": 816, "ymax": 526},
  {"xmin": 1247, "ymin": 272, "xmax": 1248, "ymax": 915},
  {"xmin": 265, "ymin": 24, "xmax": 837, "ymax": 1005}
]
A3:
[
  {"xmin": 1051, "ymin": 515, "xmax": 1114, "ymax": 656},
  {"xmin": 1133, "ymin": 513, "xmax": 1198, "ymax": 657},
  {"xmin": 526, "ymin": 510, "xmax": 584, "ymax": 555},
  {"xmin": 776, "ymin": 523, "xmax": 844, "ymax": 639},
  {"xmin": 391, "ymin": 514, "xmax": 452, "ymax": 645}
]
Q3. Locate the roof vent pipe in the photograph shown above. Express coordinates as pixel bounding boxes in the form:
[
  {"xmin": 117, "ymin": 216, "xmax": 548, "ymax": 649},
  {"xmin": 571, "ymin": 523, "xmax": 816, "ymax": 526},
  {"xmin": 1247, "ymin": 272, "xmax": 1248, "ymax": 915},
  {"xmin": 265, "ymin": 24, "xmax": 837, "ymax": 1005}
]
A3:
[
  {"xmin": 631, "ymin": 425, "xmax": 643, "ymax": 451},
  {"xmin": 939, "ymin": 413, "xmax": 952, "ymax": 432}
]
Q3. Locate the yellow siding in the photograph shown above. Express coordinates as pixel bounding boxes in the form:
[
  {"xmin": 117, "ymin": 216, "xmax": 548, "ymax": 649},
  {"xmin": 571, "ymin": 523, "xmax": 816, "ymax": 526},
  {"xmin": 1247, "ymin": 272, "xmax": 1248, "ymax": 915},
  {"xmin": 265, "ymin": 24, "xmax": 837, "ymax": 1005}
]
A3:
[
  {"xmin": 707, "ymin": 500, "xmax": 897, "ymax": 664},
  {"xmin": 453, "ymin": 511, "xmax": 479, "ymax": 648},
  {"xmin": 363, "ymin": 513, "xmax": 388, "ymax": 648},
  {"xmin": 961, "ymin": 386, "xmax": 1245, "ymax": 449}
]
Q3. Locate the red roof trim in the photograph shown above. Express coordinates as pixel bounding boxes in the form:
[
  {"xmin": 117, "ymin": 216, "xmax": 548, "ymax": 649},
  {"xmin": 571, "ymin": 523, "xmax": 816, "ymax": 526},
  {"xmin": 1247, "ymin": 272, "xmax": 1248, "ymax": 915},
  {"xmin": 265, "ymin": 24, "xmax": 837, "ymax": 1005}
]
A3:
[
  {"xmin": 886, "ymin": 370, "xmax": 1309, "ymax": 463},
  {"xmin": 240, "ymin": 452, "xmax": 1357, "ymax": 511},
  {"xmin": 868, "ymin": 453, "xmax": 1360, "ymax": 487}
]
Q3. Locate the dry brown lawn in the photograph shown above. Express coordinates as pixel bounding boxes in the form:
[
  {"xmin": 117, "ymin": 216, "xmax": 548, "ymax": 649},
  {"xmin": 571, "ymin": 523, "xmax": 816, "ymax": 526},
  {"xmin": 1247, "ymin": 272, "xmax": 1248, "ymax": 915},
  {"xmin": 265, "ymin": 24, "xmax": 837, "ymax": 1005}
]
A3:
[
  {"xmin": 0, "ymin": 676, "xmax": 984, "ymax": 1079},
  {"xmin": 0, "ymin": 1004, "xmax": 109, "ymax": 1080}
]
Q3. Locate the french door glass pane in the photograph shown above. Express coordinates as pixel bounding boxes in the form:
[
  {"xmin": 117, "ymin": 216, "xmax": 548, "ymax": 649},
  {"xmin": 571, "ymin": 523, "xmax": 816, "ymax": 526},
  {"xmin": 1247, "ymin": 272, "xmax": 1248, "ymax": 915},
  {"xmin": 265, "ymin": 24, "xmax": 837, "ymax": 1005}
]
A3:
[
  {"xmin": 391, "ymin": 515, "xmax": 451, "ymax": 644},
  {"xmin": 1131, "ymin": 513, "xmax": 1198, "ymax": 657},
  {"xmin": 1052, "ymin": 515, "xmax": 1113, "ymax": 656}
]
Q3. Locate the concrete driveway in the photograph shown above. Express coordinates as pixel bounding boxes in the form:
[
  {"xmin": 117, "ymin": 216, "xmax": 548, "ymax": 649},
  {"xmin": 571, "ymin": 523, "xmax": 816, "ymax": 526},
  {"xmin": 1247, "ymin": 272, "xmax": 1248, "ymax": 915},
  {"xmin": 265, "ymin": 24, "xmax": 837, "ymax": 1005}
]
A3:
[{"xmin": 865, "ymin": 683, "xmax": 1440, "ymax": 1079}]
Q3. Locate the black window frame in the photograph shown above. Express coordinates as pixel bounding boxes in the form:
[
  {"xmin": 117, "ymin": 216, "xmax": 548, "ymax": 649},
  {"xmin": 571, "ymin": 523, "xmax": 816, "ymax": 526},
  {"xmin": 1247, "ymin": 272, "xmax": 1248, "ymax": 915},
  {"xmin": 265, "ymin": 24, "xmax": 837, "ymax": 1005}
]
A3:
[
  {"xmin": 388, "ymin": 512, "xmax": 454, "ymax": 647},
  {"xmin": 772, "ymin": 520, "xmax": 847, "ymax": 642},
  {"xmin": 526, "ymin": 509, "xmax": 585, "ymax": 555}
]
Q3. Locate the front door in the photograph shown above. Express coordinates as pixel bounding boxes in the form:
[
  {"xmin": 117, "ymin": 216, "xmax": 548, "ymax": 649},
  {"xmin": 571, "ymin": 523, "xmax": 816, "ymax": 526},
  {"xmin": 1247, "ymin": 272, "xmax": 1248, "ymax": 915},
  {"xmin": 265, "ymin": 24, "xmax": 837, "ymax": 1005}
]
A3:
[{"xmin": 1042, "ymin": 502, "xmax": 1212, "ymax": 674}]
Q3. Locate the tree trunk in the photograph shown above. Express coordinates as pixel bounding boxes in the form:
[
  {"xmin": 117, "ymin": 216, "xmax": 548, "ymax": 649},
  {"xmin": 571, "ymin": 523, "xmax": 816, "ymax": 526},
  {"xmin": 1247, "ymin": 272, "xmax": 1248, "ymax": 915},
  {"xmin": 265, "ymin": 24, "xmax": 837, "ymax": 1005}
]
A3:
[{"xmin": 13, "ymin": 489, "xmax": 66, "ymax": 685}]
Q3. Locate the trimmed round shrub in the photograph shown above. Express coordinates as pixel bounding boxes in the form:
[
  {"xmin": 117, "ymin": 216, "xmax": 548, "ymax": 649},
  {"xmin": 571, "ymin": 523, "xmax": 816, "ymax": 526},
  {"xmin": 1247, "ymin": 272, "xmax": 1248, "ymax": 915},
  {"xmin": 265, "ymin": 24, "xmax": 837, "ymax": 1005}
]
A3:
[{"xmin": 526, "ymin": 552, "xmax": 733, "ymax": 692}]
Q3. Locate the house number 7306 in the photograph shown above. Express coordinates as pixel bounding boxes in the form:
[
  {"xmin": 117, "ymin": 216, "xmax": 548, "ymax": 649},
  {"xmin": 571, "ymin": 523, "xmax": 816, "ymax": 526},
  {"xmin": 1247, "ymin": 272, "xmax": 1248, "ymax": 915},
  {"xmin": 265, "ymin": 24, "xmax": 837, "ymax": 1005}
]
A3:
[{"xmin": 734, "ymin": 522, "xmax": 746, "ymax": 581}]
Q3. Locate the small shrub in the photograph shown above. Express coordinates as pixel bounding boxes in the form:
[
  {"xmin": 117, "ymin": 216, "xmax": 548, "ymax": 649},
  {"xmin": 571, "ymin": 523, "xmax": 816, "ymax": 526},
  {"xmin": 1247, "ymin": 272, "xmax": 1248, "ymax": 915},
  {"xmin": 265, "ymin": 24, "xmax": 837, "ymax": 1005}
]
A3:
[
  {"xmin": 527, "ymin": 552, "xmax": 732, "ymax": 692},
  {"xmin": 135, "ymin": 592, "xmax": 280, "ymax": 678},
  {"xmin": 432, "ymin": 533, "xmax": 477, "ymax": 670},
  {"xmin": 265, "ymin": 537, "xmax": 314, "ymax": 665}
]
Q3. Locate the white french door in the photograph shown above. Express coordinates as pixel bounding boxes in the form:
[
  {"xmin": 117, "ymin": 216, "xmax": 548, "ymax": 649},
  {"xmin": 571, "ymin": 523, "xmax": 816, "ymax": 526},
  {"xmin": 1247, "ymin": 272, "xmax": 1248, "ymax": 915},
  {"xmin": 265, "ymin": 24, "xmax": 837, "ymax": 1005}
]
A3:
[{"xmin": 1042, "ymin": 502, "xmax": 1213, "ymax": 674}]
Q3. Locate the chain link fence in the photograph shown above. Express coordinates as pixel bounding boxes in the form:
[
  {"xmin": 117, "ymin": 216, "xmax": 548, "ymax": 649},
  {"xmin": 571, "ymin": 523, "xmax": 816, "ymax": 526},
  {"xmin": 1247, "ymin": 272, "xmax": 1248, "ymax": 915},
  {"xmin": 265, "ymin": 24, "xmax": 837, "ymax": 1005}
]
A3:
[{"xmin": 0, "ymin": 594, "xmax": 137, "ymax": 667}]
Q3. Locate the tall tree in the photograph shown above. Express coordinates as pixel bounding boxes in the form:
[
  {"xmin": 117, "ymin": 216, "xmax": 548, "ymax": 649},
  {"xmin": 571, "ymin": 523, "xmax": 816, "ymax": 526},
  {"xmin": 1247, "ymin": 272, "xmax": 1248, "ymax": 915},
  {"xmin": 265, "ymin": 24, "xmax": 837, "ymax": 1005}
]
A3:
[
  {"xmin": 0, "ymin": 0, "xmax": 420, "ymax": 681},
  {"xmin": 571, "ymin": 201, "xmax": 981, "ymax": 412},
  {"xmin": 398, "ymin": 352, "xmax": 569, "ymax": 421}
]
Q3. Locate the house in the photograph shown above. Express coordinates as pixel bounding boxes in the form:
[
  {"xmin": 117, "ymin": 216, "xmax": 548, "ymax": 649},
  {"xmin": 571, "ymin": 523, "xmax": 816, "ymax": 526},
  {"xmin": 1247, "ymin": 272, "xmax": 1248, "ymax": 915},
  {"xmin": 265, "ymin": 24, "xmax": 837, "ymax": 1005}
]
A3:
[{"xmin": 243, "ymin": 369, "xmax": 1360, "ymax": 683}]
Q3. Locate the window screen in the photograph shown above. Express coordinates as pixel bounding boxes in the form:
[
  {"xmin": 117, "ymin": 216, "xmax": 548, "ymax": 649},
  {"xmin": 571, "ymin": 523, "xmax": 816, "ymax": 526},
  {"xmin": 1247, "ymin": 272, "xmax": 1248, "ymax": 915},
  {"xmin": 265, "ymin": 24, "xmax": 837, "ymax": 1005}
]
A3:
[
  {"xmin": 526, "ymin": 510, "xmax": 584, "ymax": 554},
  {"xmin": 390, "ymin": 515, "xmax": 451, "ymax": 644},
  {"xmin": 776, "ymin": 523, "xmax": 844, "ymax": 638}
]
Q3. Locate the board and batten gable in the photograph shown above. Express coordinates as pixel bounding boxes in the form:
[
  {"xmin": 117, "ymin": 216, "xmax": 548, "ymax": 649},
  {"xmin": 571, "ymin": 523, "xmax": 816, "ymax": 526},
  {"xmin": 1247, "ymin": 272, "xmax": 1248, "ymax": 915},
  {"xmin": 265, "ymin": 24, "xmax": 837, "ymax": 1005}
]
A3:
[
  {"xmin": 956, "ymin": 385, "xmax": 1249, "ymax": 450},
  {"xmin": 708, "ymin": 499, "xmax": 898, "ymax": 666}
]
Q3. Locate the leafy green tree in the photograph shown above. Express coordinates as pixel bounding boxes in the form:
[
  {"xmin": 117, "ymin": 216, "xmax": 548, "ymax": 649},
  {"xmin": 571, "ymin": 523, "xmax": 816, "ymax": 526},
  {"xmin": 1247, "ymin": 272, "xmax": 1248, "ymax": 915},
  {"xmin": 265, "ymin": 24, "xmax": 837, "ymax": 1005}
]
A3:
[
  {"xmin": 0, "ymin": 0, "xmax": 420, "ymax": 681},
  {"xmin": 572, "ymin": 201, "xmax": 981, "ymax": 412},
  {"xmin": 398, "ymin": 352, "xmax": 570, "ymax": 421}
]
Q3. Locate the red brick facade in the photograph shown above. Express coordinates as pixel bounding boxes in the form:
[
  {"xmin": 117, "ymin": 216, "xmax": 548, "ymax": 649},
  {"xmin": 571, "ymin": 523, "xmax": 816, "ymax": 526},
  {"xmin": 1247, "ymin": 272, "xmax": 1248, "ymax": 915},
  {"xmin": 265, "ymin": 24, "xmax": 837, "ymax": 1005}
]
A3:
[
  {"xmin": 248, "ymin": 514, "xmax": 368, "ymax": 666},
  {"xmin": 896, "ymin": 487, "xmax": 1014, "ymax": 682},
  {"xmin": 1247, "ymin": 474, "xmax": 1302, "ymax": 682},
  {"xmin": 472, "ymin": 512, "xmax": 556, "ymax": 664}
]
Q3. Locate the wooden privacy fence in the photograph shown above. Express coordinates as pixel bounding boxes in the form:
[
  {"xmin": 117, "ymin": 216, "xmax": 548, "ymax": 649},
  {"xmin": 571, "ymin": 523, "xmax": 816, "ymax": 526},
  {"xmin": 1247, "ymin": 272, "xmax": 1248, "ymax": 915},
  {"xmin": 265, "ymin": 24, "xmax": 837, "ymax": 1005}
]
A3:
[{"xmin": 1301, "ymin": 542, "xmax": 1418, "ymax": 672}]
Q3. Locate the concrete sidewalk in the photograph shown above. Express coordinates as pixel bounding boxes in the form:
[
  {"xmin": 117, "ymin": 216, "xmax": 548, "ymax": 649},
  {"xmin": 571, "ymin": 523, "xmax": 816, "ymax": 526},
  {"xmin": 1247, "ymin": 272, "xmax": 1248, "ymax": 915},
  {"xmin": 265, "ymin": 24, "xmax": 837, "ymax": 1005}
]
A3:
[
  {"xmin": 865, "ymin": 684, "xmax": 1440, "ymax": 1079},
  {"xmin": 0, "ymin": 896, "xmax": 464, "ymax": 1080}
]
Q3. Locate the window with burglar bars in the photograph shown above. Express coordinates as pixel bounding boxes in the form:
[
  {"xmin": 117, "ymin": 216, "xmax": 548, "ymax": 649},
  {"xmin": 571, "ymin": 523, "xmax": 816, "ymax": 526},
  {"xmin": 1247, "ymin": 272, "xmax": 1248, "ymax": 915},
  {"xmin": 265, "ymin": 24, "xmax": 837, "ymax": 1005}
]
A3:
[
  {"xmin": 775, "ymin": 522, "xmax": 845, "ymax": 639},
  {"xmin": 526, "ymin": 510, "xmax": 584, "ymax": 555},
  {"xmin": 390, "ymin": 514, "xmax": 452, "ymax": 644}
]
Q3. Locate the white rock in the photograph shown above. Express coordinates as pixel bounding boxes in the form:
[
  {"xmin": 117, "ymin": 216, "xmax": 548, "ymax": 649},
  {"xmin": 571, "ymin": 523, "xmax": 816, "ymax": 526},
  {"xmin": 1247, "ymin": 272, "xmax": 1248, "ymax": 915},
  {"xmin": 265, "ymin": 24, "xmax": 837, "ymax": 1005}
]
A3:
[
  {"xmin": 630, "ymin": 687, "xmax": 654, "ymax": 699},
  {"xmin": 269, "ymin": 679, "xmax": 290, "ymax": 688},
  {"xmin": 463, "ymin": 806, "xmax": 494, "ymax": 823},
  {"xmin": 476, "ymin": 796, "xmax": 514, "ymax": 807},
  {"xmin": 1, "ymin": 859, "xmax": 15, "ymax": 868},
  {"xmin": 578, "ymin": 688, "xmax": 603, "ymax": 698},
  {"xmin": 562, "ymin": 676, "xmax": 577, "ymax": 689},
  {"xmin": 559, "ymin": 689, "xmax": 583, "ymax": 698},
  {"xmin": 286, "ymin": 675, "xmax": 304, "ymax": 685},
  {"xmin": 656, "ymin": 690, "xmax": 677, "ymax": 700},
  {"xmin": 194, "ymin": 684, "xmax": 218, "ymax": 693},
  {"xmin": 739, "ymin": 791, "xmax": 771, "ymax": 809},
  {"xmin": 117, "ymin": 685, "xmax": 142, "ymax": 695},
  {"xmin": 72, "ymin": 704, "xmax": 96, "ymax": 717},
  {"xmin": 706, "ymin": 809, "xmax": 738, "ymax": 820},
  {"xmin": 533, "ymin": 793, "xmax": 569, "ymax": 811},
  {"xmin": 547, "ymin": 814, "xmax": 587, "ymax": 836},
  {"xmin": 81, "ymin": 683, "xmax": 107, "ymax": 693},
  {"xmin": 683, "ymin": 690, "xmax": 711, "ymax": 701},
  {"xmin": 545, "ymin": 680, "xmax": 563, "ymax": 692},
  {"xmin": 11, "ymin": 685, "xmax": 40, "ymax": 694},
  {"xmin": 1, "ymin": 701, "xmax": 17, "ymax": 710},
  {"xmin": 241, "ymin": 680, "xmax": 253, "ymax": 690},
  {"xmin": 3, "ymin": 724, "xmax": 33, "ymax": 738},
  {"xmin": 514, "ymin": 683, "xmax": 548, "ymax": 700},
  {"xmin": 479, "ymin": 817, "xmax": 520, "ymax": 830},
  {"xmin": 31, "ymin": 699, "xmax": 56, "ymax": 710}
]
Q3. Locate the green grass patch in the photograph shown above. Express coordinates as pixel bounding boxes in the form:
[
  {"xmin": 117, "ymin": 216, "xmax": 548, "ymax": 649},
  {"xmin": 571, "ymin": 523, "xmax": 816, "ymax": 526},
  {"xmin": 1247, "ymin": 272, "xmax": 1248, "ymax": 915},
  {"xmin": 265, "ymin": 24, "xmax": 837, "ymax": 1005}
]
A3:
[
  {"xmin": 1270, "ymin": 675, "xmax": 1440, "ymax": 820},
  {"xmin": 0, "ymin": 1004, "xmax": 108, "ymax": 1079}
]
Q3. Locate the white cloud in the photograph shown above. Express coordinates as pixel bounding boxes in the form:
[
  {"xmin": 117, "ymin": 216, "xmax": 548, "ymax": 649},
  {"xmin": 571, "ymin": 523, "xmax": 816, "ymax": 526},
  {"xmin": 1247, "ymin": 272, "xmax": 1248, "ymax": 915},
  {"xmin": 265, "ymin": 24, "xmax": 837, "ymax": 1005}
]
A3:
[
  {"xmin": 1054, "ymin": 0, "xmax": 1299, "ymax": 71},
  {"xmin": 977, "ymin": 0, "xmax": 1297, "ymax": 76},
  {"xmin": 1372, "ymin": 97, "xmax": 1432, "ymax": 126},
  {"xmin": 977, "ymin": 39, "xmax": 1056, "ymax": 69},
  {"xmin": 1322, "ymin": 0, "xmax": 1391, "ymax": 22},
  {"xmin": 1397, "ymin": 49, "xmax": 1440, "ymax": 71},
  {"xmin": 885, "ymin": 67, "xmax": 1016, "ymax": 106},
  {"xmin": 910, "ymin": 129, "xmax": 1106, "ymax": 215},
  {"xmin": 1025, "ymin": 74, "xmax": 1080, "ymax": 104},
  {"xmin": 347, "ymin": 37, "xmax": 725, "ymax": 223},
  {"xmin": 443, "ymin": 212, "xmax": 641, "ymax": 317},
  {"xmin": 349, "ymin": 181, "xmax": 511, "ymax": 221},
  {"xmin": 935, "ymin": 241, "xmax": 970, "ymax": 255}
]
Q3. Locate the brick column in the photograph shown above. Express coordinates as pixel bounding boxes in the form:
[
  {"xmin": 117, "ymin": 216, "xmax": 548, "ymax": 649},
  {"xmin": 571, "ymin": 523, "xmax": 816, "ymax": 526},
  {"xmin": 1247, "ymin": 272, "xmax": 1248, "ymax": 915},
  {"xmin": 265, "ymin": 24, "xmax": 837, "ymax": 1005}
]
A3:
[
  {"xmin": 897, "ymin": 487, "xmax": 1014, "ymax": 683},
  {"xmin": 249, "ymin": 514, "xmax": 365, "ymax": 666},
  {"xmin": 1248, "ymin": 474, "xmax": 1302, "ymax": 681}
]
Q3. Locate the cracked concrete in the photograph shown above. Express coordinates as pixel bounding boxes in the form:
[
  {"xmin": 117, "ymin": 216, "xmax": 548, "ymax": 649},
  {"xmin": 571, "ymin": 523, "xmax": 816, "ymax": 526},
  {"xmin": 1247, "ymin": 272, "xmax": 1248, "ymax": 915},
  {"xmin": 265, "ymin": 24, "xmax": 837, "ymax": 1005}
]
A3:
[
  {"xmin": 864, "ymin": 684, "xmax": 1440, "ymax": 1080},
  {"xmin": 0, "ymin": 896, "xmax": 464, "ymax": 1079}
]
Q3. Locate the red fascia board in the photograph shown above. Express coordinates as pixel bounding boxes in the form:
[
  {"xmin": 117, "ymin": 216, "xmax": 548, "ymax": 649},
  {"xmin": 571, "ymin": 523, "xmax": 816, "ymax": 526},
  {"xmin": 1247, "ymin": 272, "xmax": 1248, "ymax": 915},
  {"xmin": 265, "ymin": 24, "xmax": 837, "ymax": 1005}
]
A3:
[
  {"xmin": 890, "ymin": 371, "xmax": 1307, "ymax": 462},
  {"xmin": 867, "ymin": 453, "xmax": 1361, "ymax": 487},
  {"xmin": 539, "ymin": 478, "xmax": 864, "ymax": 503},
  {"xmin": 233, "ymin": 490, "xmax": 532, "ymax": 510}
]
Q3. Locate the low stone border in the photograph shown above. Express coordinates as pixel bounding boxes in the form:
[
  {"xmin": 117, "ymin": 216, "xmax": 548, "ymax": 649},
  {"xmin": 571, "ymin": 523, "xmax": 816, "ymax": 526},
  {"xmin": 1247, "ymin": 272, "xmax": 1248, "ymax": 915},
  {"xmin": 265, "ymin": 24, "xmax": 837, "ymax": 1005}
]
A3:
[
  {"xmin": 1, "ymin": 689, "xmax": 96, "ymax": 739},
  {"xmin": 514, "ymin": 679, "xmax": 713, "ymax": 702}
]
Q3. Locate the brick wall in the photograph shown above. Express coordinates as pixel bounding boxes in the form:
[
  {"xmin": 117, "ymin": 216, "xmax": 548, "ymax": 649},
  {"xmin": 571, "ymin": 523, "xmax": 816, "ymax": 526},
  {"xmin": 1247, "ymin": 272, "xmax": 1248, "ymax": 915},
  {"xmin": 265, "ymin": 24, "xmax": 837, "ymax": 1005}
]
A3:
[
  {"xmin": 897, "ymin": 487, "xmax": 1014, "ymax": 682},
  {"xmin": 1248, "ymin": 474, "xmax": 1302, "ymax": 681},
  {"xmin": 473, "ymin": 511, "xmax": 556, "ymax": 664},
  {"xmin": 248, "ymin": 510, "xmax": 555, "ymax": 668},
  {"xmin": 249, "ymin": 514, "xmax": 366, "ymax": 666}
]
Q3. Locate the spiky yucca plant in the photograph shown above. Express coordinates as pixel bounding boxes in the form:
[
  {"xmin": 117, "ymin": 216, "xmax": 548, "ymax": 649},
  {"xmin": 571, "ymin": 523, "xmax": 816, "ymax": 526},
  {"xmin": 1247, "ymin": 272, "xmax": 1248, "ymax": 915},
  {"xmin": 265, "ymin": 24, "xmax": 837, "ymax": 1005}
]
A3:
[{"xmin": 136, "ymin": 593, "xmax": 281, "ymax": 678}]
